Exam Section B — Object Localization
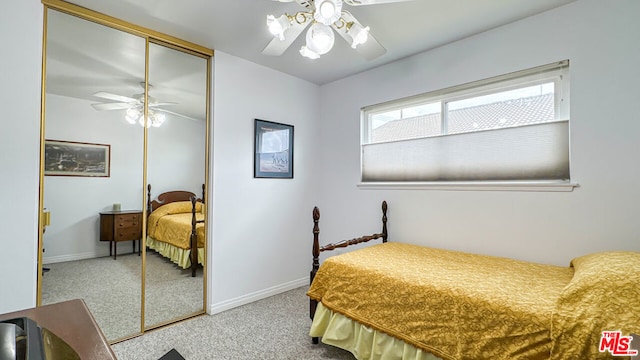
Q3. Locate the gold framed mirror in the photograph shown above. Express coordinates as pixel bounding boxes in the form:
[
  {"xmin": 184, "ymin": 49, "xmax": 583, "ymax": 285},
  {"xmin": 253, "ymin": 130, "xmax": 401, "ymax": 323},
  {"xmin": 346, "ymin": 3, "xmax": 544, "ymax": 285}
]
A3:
[{"xmin": 38, "ymin": 0, "xmax": 211, "ymax": 343}]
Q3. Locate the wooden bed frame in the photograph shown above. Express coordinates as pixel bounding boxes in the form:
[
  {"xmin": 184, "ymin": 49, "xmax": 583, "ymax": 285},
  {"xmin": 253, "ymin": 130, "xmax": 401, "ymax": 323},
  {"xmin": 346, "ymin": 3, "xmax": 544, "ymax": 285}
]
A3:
[
  {"xmin": 147, "ymin": 184, "xmax": 205, "ymax": 277},
  {"xmin": 309, "ymin": 200, "xmax": 388, "ymax": 344}
]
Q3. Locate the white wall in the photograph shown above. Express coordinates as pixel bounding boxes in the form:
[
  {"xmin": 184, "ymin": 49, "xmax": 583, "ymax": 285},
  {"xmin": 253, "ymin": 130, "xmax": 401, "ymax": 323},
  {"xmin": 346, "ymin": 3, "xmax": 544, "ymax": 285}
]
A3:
[
  {"xmin": 43, "ymin": 94, "xmax": 144, "ymax": 261},
  {"xmin": 209, "ymin": 52, "xmax": 320, "ymax": 312},
  {"xmin": 316, "ymin": 0, "xmax": 640, "ymax": 266},
  {"xmin": 0, "ymin": 0, "xmax": 42, "ymax": 313},
  {"xmin": 147, "ymin": 113, "xmax": 206, "ymax": 198}
]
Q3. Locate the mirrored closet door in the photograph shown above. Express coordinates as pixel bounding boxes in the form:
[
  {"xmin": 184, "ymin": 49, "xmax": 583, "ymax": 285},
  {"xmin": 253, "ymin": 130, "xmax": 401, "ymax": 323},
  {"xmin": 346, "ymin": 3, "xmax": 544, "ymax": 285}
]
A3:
[
  {"xmin": 145, "ymin": 42, "xmax": 208, "ymax": 329},
  {"xmin": 38, "ymin": 1, "xmax": 211, "ymax": 343}
]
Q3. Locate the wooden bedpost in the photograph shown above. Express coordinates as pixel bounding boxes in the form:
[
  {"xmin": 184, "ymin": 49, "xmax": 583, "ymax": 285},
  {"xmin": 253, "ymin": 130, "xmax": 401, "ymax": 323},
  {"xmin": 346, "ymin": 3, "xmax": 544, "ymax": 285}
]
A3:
[
  {"xmin": 147, "ymin": 184, "xmax": 152, "ymax": 215},
  {"xmin": 309, "ymin": 202, "xmax": 387, "ymax": 345},
  {"xmin": 190, "ymin": 196, "xmax": 198, "ymax": 277},
  {"xmin": 382, "ymin": 200, "xmax": 388, "ymax": 243},
  {"xmin": 310, "ymin": 206, "xmax": 320, "ymax": 344}
]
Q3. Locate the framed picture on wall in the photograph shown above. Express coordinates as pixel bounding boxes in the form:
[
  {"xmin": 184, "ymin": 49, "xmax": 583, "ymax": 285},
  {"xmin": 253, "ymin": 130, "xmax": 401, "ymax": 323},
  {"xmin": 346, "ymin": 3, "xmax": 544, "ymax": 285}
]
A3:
[
  {"xmin": 254, "ymin": 119, "xmax": 294, "ymax": 179},
  {"xmin": 44, "ymin": 139, "xmax": 111, "ymax": 177}
]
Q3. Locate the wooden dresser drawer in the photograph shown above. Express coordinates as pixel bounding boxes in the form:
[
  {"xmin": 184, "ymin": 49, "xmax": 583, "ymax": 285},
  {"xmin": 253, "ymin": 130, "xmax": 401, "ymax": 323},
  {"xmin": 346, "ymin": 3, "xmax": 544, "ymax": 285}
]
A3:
[
  {"xmin": 115, "ymin": 214, "xmax": 140, "ymax": 229},
  {"xmin": 115, "ymin": 227, "xmax": 142, "ymax": 241}
]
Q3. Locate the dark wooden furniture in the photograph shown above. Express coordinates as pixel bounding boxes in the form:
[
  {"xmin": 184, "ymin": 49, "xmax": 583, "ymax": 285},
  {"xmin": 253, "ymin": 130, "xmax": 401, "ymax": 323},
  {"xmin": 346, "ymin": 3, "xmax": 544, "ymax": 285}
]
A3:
[
  {"xmin": 309, "ymin": 200, "xmax": 388, "ymax": 344},
  {"xmin": 99, "ymin": 210, "xmax": 142, "ymax": 260},
  {"xmin": 0, "ymin": 299, "xmax": 117, "ymax": 360},
  {"xmin": 147, "ymin": 184, "xmax": 205, "ymax": 277}
]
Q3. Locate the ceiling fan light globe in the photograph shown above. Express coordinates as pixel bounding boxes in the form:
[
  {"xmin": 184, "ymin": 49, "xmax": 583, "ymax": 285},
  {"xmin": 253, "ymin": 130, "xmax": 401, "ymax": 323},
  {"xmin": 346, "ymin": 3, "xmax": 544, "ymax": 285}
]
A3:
[
  {"xmin": 267, "ymin": 14, "xmax": 290, "ymax": 40},
  {"xmin": 125, "ymin": 107, "xmax": 140, "ymax": 124},
  {"xmin": 348, "ymin": 24, "xmax": 369, "ymax": 48},
  {"xmin": 320, "ymin": 2, "xmax": 335, "ymax": 18},
  {"xmin": 313, "ymin": 0, "xmax": 342, "ymax": 25},
  {"xmin": 300, "ymin": 45, "xmax": 320, "ymax": 59},
  {"xmin": 306, "ymin": 23, "xmax": 335, "ymax": 55},
  {"xmin": 152, "ymin": 112, "xmax": 166, "ymax": 127}
]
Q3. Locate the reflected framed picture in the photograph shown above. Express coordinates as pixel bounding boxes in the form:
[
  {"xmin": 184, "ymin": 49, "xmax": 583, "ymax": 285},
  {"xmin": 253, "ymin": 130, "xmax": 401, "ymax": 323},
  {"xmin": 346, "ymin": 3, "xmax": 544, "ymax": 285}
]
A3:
[
  {"xmin": 44, "ymin": 139, "xmax": 110, "ymax": 177},
  {"xmin": 254, "ymin": 119, "xmax": 294, "ymax": 178}
]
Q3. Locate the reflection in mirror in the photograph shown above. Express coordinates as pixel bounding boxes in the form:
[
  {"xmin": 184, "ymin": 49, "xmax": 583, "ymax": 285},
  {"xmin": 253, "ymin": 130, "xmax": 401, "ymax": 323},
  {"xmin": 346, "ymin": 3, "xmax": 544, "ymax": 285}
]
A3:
[
  {"xmin": 145, "ymin": 42, "xmax": 208, "ymax": 328},
  {"xmin": 41, "ymin": 9, "xmax": 145, "ymax": 341}
]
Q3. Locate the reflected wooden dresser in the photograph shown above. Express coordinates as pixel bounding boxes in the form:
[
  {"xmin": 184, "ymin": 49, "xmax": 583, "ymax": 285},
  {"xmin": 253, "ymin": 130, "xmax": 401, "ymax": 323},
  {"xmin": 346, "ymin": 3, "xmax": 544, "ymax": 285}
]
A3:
[{"xmin": 99, "ymin": 210, "xmax": 142, "ymax": 259}]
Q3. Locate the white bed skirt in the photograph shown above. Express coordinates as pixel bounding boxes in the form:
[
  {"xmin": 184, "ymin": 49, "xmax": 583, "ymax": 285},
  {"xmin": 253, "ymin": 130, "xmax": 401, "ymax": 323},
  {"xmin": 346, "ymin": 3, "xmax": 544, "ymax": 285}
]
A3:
[
  {"xmin": 146, "ymin": 235, "xmax": 204, "ymax": 269},
  {"xmin": 310, "ymin": 302, "xmax": 442, "ymax": 360}
]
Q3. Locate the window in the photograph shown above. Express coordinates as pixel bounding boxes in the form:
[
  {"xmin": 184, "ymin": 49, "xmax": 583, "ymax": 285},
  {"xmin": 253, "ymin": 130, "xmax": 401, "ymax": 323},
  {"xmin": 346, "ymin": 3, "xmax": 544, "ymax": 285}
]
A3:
[{"xmin": 361, "ymin": 60, "xmax": 571, "ymax": 189}]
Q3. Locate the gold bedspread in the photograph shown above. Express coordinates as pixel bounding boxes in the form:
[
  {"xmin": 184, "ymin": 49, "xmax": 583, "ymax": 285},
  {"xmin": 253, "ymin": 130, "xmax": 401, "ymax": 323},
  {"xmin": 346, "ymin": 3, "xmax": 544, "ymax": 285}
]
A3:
[
  {"xmin": 307, "ymin": 242, "xmax": 574, "ymax": 360},
  {"xmin": 148, "ymin": 201, "xmax": 205, "ymax": 250},
  {"xmin": 550, "ymin": 251, "xmax": 640, "ymax": 360}
]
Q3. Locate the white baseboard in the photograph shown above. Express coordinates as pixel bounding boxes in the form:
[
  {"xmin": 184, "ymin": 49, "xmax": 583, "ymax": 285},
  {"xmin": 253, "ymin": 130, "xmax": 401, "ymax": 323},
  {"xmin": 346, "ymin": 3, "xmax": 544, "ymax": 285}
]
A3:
[
  {"xmin": 209, "ymin": 277, "xmax": 308, "ymax": 315},
  {"xmin": 43, "ymin": 247, "xmax": 137, "ymax": 264},
  {"xmin": 43, "ymin": 252, "xmax": 101, "ymax": 264}
]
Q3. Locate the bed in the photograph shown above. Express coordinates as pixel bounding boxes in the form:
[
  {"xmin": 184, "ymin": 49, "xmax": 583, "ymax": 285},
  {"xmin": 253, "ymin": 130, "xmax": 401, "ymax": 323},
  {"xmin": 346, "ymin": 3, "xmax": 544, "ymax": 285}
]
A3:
[
  {"xmin": 146, "ymin": 184, "xmax": 205, "ymax": 277},
  {"xmin": 307, "ymin": 201, "xmax": 640, "ymax": 360}
]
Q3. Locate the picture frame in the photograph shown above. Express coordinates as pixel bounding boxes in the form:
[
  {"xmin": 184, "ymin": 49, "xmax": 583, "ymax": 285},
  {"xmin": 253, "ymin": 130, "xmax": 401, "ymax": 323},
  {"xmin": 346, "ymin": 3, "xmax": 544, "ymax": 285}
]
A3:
[
  {"xmin": 254, "ymin": 119, "xmax": 294, "ymax": 178},
  {"xmin": 44, "ymin": 140, "xmax": 111, "ymax": 177}
]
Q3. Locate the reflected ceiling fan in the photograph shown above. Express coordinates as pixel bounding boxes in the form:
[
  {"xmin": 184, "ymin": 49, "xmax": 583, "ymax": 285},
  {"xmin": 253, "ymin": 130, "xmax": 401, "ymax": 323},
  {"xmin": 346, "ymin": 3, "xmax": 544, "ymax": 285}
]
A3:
[
  {"xmin": 263, "ymin": 0, "xmax": 412, "ymax": 60},
  {"xmin": 91, "ymin": 82, "xmax": 194, "ymax": 127}
]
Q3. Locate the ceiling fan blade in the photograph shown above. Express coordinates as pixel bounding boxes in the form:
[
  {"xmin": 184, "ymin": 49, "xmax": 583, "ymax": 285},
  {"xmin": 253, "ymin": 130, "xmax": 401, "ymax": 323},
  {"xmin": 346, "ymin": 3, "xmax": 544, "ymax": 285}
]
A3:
[
  {"xmin": 92, "ymin": 91, "xmax": 138, "ymax": 103},
  {"xmin": 150, "ymin": 102, "xmax": 178, "ymax": 107},
  {"xmin": 344, "ymin": 0, "xmax": 412, "ymax": 5},
  {"xmin": 157, "ymin": 109, "xmax": 200, "ymax": 122},
  {"xmin": 295, "ymin": 0, "xmax": 314, "ymax": 9},
  {"xmin": 271, "ymin": 0, "xmax": 313, "ymax": 9},
  {"xmin": 91, "ymin": 102, "xmax": 135, "ymax": 111},
  {"xmin": 262, "ymin": 19, "xmax": 310, "ymax": 56},
  {"xmin": 333, "ymin": 12, "xmax": 387, "ymax": 60},
  {"xmin": 353, "ymin": 30, "xmax": 386, "ymax": 60}
]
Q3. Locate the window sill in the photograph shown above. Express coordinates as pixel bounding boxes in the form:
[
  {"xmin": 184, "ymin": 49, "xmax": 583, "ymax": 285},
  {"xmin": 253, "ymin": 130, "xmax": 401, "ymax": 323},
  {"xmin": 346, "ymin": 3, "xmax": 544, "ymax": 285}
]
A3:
[{"xmin": 357, "ymin": 180, "xmax": 578, "ymax": 192}]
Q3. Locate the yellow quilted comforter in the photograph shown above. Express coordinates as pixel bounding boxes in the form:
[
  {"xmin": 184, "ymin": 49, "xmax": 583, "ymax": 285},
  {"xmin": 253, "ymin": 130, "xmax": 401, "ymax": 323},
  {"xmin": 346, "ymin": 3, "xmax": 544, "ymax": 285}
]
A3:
[
  {"xmin": 147, "ymin": 201, "xmax": 205, "ymax": 249},
  {"xmin": 308, "ymin": 242, "xmax": 573, "ymax": 360},
  {"xmin": 308, "ymin": 243, "xmax": 640, "ymax": 360}
]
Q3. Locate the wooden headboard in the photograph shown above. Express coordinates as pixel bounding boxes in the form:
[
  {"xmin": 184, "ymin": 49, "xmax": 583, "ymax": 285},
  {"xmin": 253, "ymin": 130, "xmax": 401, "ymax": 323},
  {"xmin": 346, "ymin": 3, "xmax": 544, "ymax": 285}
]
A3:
[{"xmin": 147, "ymin": 184, "xmax": 205, "ymax": 213}]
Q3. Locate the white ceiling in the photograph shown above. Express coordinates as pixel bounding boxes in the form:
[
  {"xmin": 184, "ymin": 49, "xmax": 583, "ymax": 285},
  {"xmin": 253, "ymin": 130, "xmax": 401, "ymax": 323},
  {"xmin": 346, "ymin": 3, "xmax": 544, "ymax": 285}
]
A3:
[{"xmin": 64, "ymin": 0, "xmax": 576, "ymax": 85}]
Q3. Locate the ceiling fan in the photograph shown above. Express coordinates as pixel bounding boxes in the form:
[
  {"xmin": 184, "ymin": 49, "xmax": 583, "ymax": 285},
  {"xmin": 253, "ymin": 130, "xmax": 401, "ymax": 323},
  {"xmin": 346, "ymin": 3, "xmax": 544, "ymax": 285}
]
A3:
[
  {"xmin": 262, "ymin": 0, "xmax": 412, "ymax": 60},
  {"xmin": 90, "ymin": 83, "xmax": 195, "ymax": 127}
]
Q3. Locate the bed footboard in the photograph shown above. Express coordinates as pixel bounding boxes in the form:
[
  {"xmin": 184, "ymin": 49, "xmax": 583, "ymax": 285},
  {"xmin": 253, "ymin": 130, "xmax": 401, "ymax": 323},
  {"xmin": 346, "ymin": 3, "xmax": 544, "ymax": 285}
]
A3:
[
  {"xmin": 190, "ymin": 195, "xmax": 205, "ymax": 277},
  {"xmin": 147, "ymin": 184, "xmax": 205, "ymax": 277},
  {"xmin": 309, "ymin": 201, "xmax": 388, "ymax": 343}
]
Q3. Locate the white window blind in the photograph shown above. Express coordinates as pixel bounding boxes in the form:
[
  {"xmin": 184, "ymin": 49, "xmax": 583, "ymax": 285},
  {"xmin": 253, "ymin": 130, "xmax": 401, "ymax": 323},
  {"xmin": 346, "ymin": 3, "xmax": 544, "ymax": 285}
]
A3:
[
  {"xmin": 362, "ymin": 120, "xmax": 569, "ymax": 181},
  {"xmin": 361, "ymin": 60, "xmax": 570, "ymax": 184}
]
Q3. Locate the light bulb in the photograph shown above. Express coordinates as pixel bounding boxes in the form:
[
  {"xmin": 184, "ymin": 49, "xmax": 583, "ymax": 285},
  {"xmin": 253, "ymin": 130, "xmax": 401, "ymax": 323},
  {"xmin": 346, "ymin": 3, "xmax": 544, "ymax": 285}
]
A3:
[
  {"xmin": 267, "ymin": 14, "xmax": 290, "ymax": 41},
  {"xmin": 125, "ymin": 107, "xmax": 140, "ymax": 124},
  {"xmin": 320, "ymin": 2, "xmax": 335, "ymax": 18},
  {"xmin": 152, "ymin": 112, "xmax": 166, "ymax": 127},
  {"xmin": 313, "ymin": 0, "xmax": 342, "ymax": 25},
  {"xmin": 300, "ymin": 45, "xmax": 320, "ymax": 59},
  {"xmin": 348, "ymin": 23, "xmax": 369, "ymax": 49},
  {"xmin": 305, "ymin": 23, "xmax": 335, "ymax": 55}
]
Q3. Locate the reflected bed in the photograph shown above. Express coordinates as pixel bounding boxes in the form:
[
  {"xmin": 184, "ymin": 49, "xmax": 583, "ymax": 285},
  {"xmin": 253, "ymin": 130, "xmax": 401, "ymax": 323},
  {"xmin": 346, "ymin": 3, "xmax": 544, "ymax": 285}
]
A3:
[{"xmin": 146, "ymin": 184, "xmax": 205, "ymax": 277}]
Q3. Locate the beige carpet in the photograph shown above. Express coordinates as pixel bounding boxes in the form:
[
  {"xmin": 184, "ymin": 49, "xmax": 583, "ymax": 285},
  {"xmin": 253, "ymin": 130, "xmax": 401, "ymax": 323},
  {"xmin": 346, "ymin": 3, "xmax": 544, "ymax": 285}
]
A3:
[
  {"xmin": 42, "ymin": 251, "xmax": 203, "ymax": 341},
  {"xmin": 112, "ymin": 286, "xmax": 355, "ymax": 360}
]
